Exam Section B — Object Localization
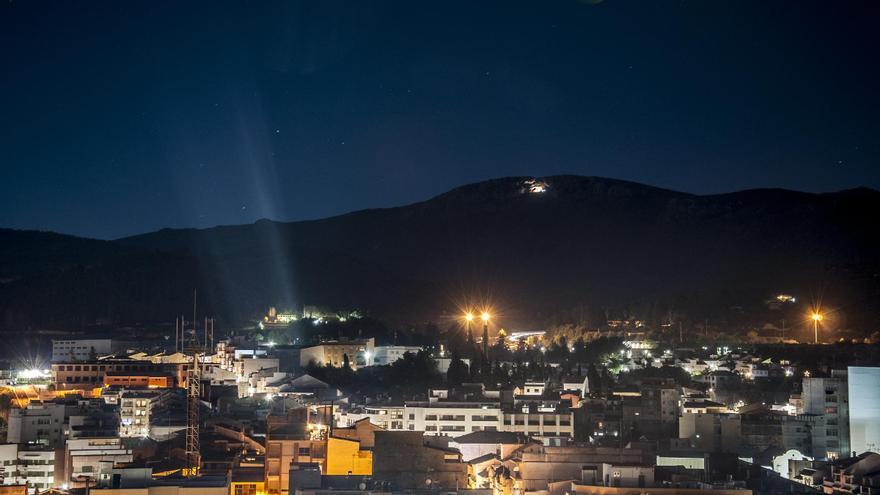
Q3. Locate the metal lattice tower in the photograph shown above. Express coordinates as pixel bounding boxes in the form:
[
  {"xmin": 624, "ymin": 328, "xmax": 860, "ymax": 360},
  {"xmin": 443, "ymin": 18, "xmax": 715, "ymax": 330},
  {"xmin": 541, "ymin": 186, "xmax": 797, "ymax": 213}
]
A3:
[
  {"xmin": 178, "ymin": 290, "xmax": 212, "ymax": 477},
  {"xmin": 184, "ymin": 351, "xmax": 202, "ymax": 476}
]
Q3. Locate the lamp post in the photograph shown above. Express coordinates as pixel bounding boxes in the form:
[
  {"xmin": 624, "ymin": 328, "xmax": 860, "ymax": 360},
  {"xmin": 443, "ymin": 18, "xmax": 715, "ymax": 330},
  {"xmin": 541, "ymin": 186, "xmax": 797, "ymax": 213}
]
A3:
[
  {"xmin": 811, "ymin": 312, "xmax": 823, "ymax": 344},
  {"xmin": 481, "ymin": 312, "xmax": 490, "ymax": 358}
]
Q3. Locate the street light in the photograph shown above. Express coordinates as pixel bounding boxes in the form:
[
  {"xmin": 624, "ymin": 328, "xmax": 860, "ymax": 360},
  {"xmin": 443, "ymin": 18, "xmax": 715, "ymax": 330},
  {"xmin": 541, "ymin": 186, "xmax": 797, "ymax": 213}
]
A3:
[
  {"xmin": 811, "ymin": 312, "xmax": 823, "ymax": 344},
  {"xmin": 480, "ymin": 312, "xmax": 491, "ymax": 357},
  {"xmin": 463, "ymin": 312, "xmax": 475, "ymax": 344}
]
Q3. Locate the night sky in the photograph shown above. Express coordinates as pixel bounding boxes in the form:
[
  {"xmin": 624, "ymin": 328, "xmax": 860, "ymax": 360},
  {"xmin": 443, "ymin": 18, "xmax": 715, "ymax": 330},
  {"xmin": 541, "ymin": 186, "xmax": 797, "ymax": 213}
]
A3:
[{"xmin": 2, "ymin": 1, "xmax": 878, "ymax": 239}]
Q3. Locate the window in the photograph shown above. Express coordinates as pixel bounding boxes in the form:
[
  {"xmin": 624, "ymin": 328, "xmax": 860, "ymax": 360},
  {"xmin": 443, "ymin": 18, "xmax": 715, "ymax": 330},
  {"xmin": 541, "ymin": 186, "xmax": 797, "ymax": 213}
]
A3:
[
  {"xmin": 298, "ymin": 447, "xmax": 310, "ymax": 456},
  {"xmin": 473, "ymin": 415, "xmax": 498, "ymax": 422},
  {"xmin": 425, "ymin": 415, "xmax": 437, "ymax": 421},
  {"xmin": 440, "ymin": 425, "xmax": 465, "ymax": 432}
]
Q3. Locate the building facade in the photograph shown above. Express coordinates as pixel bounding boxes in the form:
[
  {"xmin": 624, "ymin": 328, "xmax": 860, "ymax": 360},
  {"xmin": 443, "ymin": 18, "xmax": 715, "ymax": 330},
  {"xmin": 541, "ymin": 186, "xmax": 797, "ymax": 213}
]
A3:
[
  {"xmin": 847, "ymin": 366, "xmax": 880, "ymax": 455},
  {"xmin": 801, "ymin": 370, "xmax": 850, "ymax": 459},
  {"xmin": 51, "ymin": 339, "xmax": 113, "ymax": 362}
]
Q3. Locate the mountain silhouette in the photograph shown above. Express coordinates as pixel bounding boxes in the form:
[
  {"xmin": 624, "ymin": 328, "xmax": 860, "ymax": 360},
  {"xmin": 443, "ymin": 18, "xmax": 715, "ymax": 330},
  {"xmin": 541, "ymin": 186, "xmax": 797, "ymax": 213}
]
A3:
[{"xmin": 2, "ymin": 176, "xmax": 878, "ymax": 332}]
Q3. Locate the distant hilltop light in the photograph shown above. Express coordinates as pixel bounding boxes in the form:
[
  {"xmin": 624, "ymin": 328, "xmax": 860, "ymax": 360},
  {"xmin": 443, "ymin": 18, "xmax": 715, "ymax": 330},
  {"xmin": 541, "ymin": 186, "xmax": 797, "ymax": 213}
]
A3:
[{"xmin": 522, "ymin": 178, "xmax": 549, "ymax": 194}]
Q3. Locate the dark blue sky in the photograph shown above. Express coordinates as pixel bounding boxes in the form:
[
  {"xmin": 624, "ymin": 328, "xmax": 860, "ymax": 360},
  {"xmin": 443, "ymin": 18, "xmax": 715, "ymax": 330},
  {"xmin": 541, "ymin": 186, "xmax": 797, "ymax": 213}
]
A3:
[{"xmin": 2, "ymin": 1, "xmax": 878, "ymax": 239}]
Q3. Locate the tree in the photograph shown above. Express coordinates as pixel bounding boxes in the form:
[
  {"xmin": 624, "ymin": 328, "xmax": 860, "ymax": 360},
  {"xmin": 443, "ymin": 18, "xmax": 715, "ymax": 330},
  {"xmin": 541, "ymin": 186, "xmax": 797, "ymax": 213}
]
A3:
[
  {"xmin": 447, "ymin": 353, "xmax": 469, "ymax": 388},
  {"xmin": 342, "ymin": 353, "xmax": 351, "ymax": 370}
]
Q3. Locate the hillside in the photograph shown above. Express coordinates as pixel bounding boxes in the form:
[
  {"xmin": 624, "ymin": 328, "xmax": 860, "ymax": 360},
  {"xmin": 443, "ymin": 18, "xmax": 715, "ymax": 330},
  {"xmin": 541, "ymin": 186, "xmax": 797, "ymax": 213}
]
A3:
[{"xmin": 2, "ymin": 176, "xmax": 879, "ymax": 332}]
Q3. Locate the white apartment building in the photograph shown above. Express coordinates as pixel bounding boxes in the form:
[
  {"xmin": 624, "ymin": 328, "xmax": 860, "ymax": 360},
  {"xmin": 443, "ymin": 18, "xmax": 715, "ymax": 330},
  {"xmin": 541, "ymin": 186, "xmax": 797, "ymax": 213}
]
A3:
[
  {"xmin": 64, "ymin": 437, "xmax": 133, "ymax": 485},
  {"xmin": 0, "ymin": 444, "xmax": 56, "ymax": 494},
  {"xmin": 404, "ymin": 400, "xmax": 502, "ymax": 437},
  {"xmin": 6, "ymin": 402, "xmax": 65, "ymax": 448},
  {"xmin": 52, "ymin": 338, "xmax": 113, "ymax": 362},
  {"xmin": 335, "ymin": 406, "xmax": 406, "ymax": 430}
]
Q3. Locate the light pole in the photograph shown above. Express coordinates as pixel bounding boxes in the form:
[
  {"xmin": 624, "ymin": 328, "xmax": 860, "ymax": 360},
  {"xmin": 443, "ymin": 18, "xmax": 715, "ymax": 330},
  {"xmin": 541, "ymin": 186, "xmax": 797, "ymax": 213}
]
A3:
[
  {"xmin": 811, "ymin": 312, "xmax": 823, "ymax": 344},
  {"xmin": 464, "ymin": 312, "xmax": 474, "ymax": 343},
  {"xmin": 481, "ymin": 312, "xmax": 490, "ymax": 358}
]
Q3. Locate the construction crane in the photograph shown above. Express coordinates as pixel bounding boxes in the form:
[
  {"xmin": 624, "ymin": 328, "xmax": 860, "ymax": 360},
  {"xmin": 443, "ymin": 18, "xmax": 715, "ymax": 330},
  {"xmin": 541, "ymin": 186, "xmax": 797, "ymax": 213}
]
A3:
[{"xmin": 174, "ymin": 290, "xmax": 214, "ymax": 478}]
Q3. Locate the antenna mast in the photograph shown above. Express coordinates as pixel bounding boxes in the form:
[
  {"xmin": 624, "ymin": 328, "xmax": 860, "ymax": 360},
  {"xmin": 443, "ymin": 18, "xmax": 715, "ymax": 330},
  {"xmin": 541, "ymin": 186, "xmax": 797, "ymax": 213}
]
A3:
[{"xmin": 183, "ymin": 289, "xmax": 205, "ymax": 477}]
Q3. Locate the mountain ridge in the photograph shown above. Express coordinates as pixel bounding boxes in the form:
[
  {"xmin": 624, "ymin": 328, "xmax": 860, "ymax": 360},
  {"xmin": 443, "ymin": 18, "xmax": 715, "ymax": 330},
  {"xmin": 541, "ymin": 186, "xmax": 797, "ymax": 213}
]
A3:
[{"xmin": 2, "ymin": 175, "xmax": 879, "ymax": 332}]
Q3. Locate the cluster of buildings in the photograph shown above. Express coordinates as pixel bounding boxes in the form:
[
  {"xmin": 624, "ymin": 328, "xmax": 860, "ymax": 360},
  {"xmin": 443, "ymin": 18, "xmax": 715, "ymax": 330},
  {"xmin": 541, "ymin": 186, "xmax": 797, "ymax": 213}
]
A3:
[{"xmin": 0, "ymin": 334, "xmax": 877, "ymax": 495}]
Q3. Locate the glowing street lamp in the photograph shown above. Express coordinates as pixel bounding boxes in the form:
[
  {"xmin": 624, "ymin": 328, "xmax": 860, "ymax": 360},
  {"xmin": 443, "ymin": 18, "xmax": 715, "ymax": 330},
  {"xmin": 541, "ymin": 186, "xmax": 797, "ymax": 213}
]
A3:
[
  {"xmin": 463, "ymin": 312, "xmax": 475, "ymax": 344},
  {"xmin": 811, "ymin": 312, "xmax": 823, "ymax": 344},
  {"xmin": 480, "ymin": 312, "xmax": 491, "ymax": 356}
]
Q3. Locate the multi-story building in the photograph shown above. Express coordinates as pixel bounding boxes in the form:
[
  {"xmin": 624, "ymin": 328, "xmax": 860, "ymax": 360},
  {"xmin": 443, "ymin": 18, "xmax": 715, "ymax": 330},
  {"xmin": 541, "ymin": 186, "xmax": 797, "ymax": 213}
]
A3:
[
  {"xmin": 63, "ymin": 437, "xmax": 133, "ymax": 487},
  {"xmin": 298, "ymin": 339, "xmax": 375, "ymax": 370},
  {"xmin": 118, "ymin": 392, "xmax": 159, "ymax": 438},
  {"xmin": 404, "ymin": 400, "xmax": 501, "ymax": 437},
  {"xmin": 847, "ymin": 366, "xmax": 880, "ymax": 455},
  {"xmin": 336, "ymin": 405, "xmax": 406, "ymax": 430},
  {"xmin": 0, "ymin": 444, "xmax": 56, "ymax": 494},
  {"xmin": 822, "ymin": 451, "xmax": 880, "ymax": 494},
  {"xmin": 501, "ymin": 407, "xmax": 574, "ymax": 438},
  {"xmin": 801, "ymin": 369, "xmax": 850, "ymax": 459},
  {"xmin": 52, "ymin": 338, "xmax": 114, "ymax": 362},
  {"xmin": 574, "ymin": 396, "xmax": 623, "ymax": 442},
  {"xmin": 264, "ymin": 410, "xmax": 326, "ymax": 495},
  {"xmin": 6, "ymin": 402, "xmax": 65, "ymax": 448},
  {"xmin": 51, "ymin": 360, "xmax": 185, "ymax": 391},
  {"xmin": 617, "ymin": 379, "xmax": 680, "ymax": 438},
  {"xmin": 741, "ymin": 411, "xmax": 830, "ymax": 459},
  {"xmin": 679, "ymin": 412, "xmax": 742, "ymax": 453},
  {"xmin": 104, "ymin": 372, "xmax": 175, "ymax": 389}
]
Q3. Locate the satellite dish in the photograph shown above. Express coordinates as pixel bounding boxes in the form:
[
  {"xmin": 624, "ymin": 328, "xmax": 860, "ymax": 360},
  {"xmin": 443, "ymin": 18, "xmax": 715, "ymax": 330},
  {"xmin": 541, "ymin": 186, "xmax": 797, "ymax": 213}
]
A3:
[
  {"xmin": 426, "ymin": 479, "xmax": 432, "ymax": 486},
  {"xmin": 359, "ymin": 483, "xmax": 366, "ymax": 490}
]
